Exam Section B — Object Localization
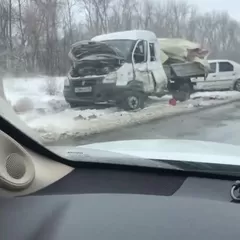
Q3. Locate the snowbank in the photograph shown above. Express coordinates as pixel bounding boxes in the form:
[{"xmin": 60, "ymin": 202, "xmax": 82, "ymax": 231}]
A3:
[
  {"xmin": 191, "ymin": 91, "xmax": 240, "ymax": 100},
  {"xmin": 25, "ymin": 94, "xmax": 240, "ymax": 143},
  {"xmin": 3, "ymin": 77, "xmax": 240, "ymax": 143},
  {"xmin": 4, "ymin": 76, "xmax": 68, "ymax": 115}
]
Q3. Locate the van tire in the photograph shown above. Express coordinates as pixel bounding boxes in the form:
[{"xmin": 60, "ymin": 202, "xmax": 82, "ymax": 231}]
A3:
[
  {"xmin": 172, "ymin": 83, "xmax": 192, "ymax": 102},
  {"xmin": 119, "ymin": 91, "xmax": 145, "ymax": 111}
]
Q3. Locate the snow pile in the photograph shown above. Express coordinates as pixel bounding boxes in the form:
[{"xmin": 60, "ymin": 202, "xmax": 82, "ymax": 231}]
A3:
[
  {"xmin": 26, "ymin": 100, "xmax": 184, "ymax": 142},
  {"xmin": 23, "ymin": 92, "xmax": 240, "ymax": 143},
  {"xmin": 13, "ymin": 97, "xmax": 34, "ymax": 113},
  {"xmin": 191, "ymin": 91, "xmax": 240, "ymax": 100},
  {"xmin": 188, "ymin": 91, "xmax": 240, "ymax": 108},
  {"xmin": 4, "ymin": 76, "xmax": 68, "ymax": 115},
  {"xmin": 3, "ymin": 77, "xmax": 240, "ymax": 143}
]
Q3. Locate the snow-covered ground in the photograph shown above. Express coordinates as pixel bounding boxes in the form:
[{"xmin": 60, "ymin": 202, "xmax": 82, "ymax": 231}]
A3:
[{"xmin": 3, "ymin": 76, "xmax": 240, "ymax": 143}]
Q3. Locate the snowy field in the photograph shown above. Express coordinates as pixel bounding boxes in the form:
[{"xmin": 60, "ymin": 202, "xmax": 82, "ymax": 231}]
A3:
[{"xmin": 3, "ymin": 76, "xmax": 240, "ymax": 143}]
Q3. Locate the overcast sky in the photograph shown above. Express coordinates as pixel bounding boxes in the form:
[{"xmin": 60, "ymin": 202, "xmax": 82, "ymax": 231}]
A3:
[{"xmin": 178, "ymin": 0, "xmax": 239, "ymax": 20}]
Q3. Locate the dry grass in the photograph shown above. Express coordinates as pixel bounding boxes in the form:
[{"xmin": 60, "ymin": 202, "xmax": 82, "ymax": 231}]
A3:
[{"xmin": 44, "ymin": 77, "xmax": 59, "ymax": 96}]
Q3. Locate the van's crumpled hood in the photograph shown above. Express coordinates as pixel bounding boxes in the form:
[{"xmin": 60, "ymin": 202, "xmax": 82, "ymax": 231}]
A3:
[
  {"xmin": 68, "ymin": 40, "xmax": 124, "ymax": 63},
  {"xmin": 50, "ymin": 139, "xmax": 240, "ymax": 167}
]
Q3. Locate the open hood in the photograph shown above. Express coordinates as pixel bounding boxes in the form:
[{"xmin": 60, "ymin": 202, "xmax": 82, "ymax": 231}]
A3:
[{"xmin": 68, "ymin": 40, "xmax": 124, "ymax": 63}]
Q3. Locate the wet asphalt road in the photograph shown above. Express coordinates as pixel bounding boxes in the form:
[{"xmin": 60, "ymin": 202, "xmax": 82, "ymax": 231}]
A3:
[{"xmin": 50, "ymin": 101, "xmax": 240, "ymax": 147}]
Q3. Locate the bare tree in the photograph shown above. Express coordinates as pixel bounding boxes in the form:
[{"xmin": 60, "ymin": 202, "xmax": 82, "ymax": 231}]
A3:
[
  {"xmin": 108, "ymin": 0, "xmax": 139, "ymax": 31},
  {"xmin": 6, "ymin": 0, "xmax": 13, "ymax": 70},
  {"xmin": 64, "ymin": 0, "xmax": 75, "ymax": 44},
  {"xmin": 1, "ymin": 0, "xmax": 240, "ymax": 76},
  {"xmin": 0, "ymin": 1, "xmax": 9, "ymax": 69}
]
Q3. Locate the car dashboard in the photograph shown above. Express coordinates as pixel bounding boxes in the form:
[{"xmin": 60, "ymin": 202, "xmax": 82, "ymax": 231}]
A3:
[{"xmin": 0, "ymin": 186, "xmax": 239, "ymax": 240}]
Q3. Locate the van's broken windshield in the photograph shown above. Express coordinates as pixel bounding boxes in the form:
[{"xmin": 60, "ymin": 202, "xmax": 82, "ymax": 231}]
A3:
[{"xmin": 101, "ymin": 39, "xmax": 135, "ymax": 60}]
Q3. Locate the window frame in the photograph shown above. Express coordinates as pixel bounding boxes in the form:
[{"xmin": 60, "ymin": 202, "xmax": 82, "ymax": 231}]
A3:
[
  {"xmin": 132, "ymin": 40, "xmax": 148, "ymax": 64},
  {"xmin": 149, "ymin": 42, "xmax": 156, "ymax": 62}
]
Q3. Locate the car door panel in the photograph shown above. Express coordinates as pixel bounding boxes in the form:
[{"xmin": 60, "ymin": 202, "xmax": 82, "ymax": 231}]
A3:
[
  {"xmin": 192, "ymin": 62, "xmax": 218, "ymax": 90},
  {"xmin": 217, "ymin": 62, "xmax": 235, "ymax": 89}
]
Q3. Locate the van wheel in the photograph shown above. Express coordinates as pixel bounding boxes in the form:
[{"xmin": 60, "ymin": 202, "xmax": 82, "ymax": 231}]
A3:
[
  {"xmin": 172, "ymin": 83, "xmax": 191, "ymax": 102},
  {"xmin": 120, "ymin": 91, "xmax": 145, "ymax": 111},
  {"xmin": 234, "ymin": 79, "xmax": 240, "ymax": 91}
]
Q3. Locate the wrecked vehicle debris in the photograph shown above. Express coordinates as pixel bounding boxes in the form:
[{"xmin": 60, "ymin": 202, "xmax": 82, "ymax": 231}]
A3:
[
  {"xmin": 159, "ymin": 38, "xmax": 209, "ymax": 66},
  {"xmin": 159, "ymin": 38, "xmax": 210, "ymax": 102},
  {"xmin": 64, "ymin": 30, "xmax": 209, "ymax": 110}
]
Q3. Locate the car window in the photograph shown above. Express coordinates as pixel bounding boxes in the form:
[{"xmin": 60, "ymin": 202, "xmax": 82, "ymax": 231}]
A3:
[
  {"xmin": 219, "ymin": 62, "xmax": 234, "ymax": 72},
  {"xmin": 209, "ymin": 62, "xmax": 216, "ymax": 73}
]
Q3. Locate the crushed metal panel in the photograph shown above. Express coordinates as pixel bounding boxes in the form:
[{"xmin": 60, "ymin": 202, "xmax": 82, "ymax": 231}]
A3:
[
  {"xmin": 158, "ymin": 38, "xmax": 207, "ymax": 59},
  {"xmin": 160, "ymin": 49, "xmax": 169, "ymax": 64},
  {"xmin": 170, "ymin": 62, "xmax": 206, "ymax": 78},
  {"xmin": 158, "ymin": 38, "xmax": 210, "ymax": 70},
  {"xmin": 163, "ymin": 65, "xmax": 171, "ymax": 79}
]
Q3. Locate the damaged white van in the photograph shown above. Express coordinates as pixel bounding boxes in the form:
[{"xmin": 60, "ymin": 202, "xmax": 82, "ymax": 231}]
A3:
[{"xmin": 64, "ymin": 30, "xmax": 209, "ymax": 110}]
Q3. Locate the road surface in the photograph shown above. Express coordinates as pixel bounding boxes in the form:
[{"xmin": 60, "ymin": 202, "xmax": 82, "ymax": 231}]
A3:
[{"xmin": 49, "ymin": 101, "xmax": 240, "ymax": 146}]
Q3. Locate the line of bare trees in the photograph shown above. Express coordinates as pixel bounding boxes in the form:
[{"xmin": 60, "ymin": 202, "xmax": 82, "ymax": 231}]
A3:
[{"xmin": 1, "ymin": 0, "xmax": 240, "ymax": 76}]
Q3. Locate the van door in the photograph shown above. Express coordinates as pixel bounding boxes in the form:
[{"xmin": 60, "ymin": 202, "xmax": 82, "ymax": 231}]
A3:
[
  {"xmin": 147, "ymin": 41, "xmax": 168, "ymax": 94},
  {"xmin": 132, "ymin": 40, "xmax": 153, "ymax": 93}
]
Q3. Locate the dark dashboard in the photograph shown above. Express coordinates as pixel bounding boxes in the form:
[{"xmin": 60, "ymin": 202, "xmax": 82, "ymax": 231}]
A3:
[
  {"xmin": 0, "ymin": 187, "xmax": 238, "ymax": 240},
  {"xmin": 0, "ymin": 167, "xmax": 239, "ymax": 240}
]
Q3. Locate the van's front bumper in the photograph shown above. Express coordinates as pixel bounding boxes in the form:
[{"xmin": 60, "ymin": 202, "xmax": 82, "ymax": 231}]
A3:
[
  {"xmin": 64, "ymin": 77, "xmax": 145, "ymax": 105},
  {"xmin": 64, "ymin": 83, "xmax": 120, "ymax": 104}
]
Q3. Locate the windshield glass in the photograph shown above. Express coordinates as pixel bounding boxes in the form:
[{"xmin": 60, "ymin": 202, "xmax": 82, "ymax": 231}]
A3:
[
  {"xmin": 1, "ymin": 0, "xmax": 240, "ymax": 173},
  {"xmin": 101, "ymin": 40, "xmax": 135, "ymax": 60}
]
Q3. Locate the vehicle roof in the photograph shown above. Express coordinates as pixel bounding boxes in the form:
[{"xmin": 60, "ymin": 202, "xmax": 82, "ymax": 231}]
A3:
[{"xmin": 92, "ymin": 30, "xmax": 157, "ymax": 42}]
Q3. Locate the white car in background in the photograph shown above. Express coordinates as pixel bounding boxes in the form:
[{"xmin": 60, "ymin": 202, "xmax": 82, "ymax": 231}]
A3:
[{"xmin": 191, "ymin": 59, "xmax": 240, "ymax": 91}]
